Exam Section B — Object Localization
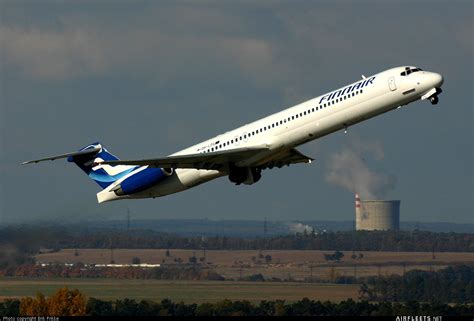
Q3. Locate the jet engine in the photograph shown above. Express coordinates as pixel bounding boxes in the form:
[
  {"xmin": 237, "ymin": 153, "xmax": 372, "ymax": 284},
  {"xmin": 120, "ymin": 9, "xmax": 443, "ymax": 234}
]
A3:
[{"xmin": 113, "ymin": 167, "xmax": 173, "ymax": 196}]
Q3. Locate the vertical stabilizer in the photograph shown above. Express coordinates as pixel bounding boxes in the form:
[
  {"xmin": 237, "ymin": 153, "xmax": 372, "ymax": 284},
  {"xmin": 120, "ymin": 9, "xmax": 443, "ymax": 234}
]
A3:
[{"xmin": 67, "ymin": 142, "xmax": 138, "ymax": 189}]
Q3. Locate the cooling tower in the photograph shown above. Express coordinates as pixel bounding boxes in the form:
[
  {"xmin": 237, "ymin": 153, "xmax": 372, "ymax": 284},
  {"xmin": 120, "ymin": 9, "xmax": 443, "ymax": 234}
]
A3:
[{"xmin": 355, "ymin": 194, "xmax": 400, "ymax": 231}]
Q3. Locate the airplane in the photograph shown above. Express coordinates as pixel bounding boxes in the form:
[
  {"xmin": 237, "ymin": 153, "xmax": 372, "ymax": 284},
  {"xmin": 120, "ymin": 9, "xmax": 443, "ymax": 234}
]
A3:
[{"xmin": 23, "ymin": 66, "xmax": 444, "ymax": 203}]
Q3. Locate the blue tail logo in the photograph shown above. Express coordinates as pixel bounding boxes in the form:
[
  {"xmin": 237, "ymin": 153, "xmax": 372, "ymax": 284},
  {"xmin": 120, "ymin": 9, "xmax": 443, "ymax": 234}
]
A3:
[{"xmin": 68, "ymin": 142, "xmax": 137, "ymax": 188}]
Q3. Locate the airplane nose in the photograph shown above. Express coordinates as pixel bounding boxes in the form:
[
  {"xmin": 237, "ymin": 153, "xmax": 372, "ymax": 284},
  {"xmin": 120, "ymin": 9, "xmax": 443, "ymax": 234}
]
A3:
[{"xmin": 432, "ymin": 72, "xmax": 444, "ymax": 87}]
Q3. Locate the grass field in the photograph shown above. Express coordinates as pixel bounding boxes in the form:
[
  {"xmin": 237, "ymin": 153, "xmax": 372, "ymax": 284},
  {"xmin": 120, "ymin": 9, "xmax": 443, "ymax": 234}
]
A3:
[
  {"xmin": 36, "ymin": 249, "xmax": 474, "ymax": 281},
  {"xmin": 37, "ymin": 249, "xmax": 474, "ymax": 266},
  {"xmin": 0, "ymin": 278, "xmax": 360, "ymax": 303},
  {"xmin": 3, "ymin": 249, "xmax": 471, "ymax": 303}
]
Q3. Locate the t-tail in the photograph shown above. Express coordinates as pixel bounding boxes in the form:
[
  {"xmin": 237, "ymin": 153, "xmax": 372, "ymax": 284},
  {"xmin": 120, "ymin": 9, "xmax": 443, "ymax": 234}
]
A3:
[
  {"xmin": 22, "ymin": 142, "xmax": 174, "ymax": 203},
  {"xmin": 23, "ymin": 142, "xmax": 137, "ymax": 189}
]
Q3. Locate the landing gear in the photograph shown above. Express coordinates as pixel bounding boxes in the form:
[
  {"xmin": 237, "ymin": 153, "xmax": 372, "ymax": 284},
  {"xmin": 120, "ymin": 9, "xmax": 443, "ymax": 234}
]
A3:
[
  {"xmin": 251, "ymin": 168, "xmax": 262, "ymax": 183},
  {"xmin": 228, "ymin": 166, "xmax": 261, "ymax": 185},
  {"xmin": 429, "ymin": 95, "xmax": 439, "ymax": 105}
]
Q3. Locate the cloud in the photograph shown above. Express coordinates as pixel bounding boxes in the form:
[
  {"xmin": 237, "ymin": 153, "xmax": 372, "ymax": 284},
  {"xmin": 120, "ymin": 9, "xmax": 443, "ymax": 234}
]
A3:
[
  {"xmin": 0, "ymin": 9, "xmax": 277, "ymax": 85},
  {"xmin": 218, "ymin": 37, "xmax": 275, "ymax": 85},
  {"xmin": 1, "ymin": 26, "xmax": 107, "ymax": 80}
]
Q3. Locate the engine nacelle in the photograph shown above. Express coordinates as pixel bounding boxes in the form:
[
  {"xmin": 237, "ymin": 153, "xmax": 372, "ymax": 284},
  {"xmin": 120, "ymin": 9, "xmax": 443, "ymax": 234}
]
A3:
[
  {"xmin": 228, "ymin": 166, "xmax": 261, "ymax": 185},
  {"xmin": 113, "ymin": 167, "xmax": 173, "ymax": 195}
]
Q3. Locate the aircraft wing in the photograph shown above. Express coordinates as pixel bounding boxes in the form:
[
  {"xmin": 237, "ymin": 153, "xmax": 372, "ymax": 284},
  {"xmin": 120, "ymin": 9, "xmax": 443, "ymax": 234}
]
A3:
[
  {"xmin": 99, "ymin": 146, "xmax": 271, "ymax": 170},
  {"xmin": 258, "ymin": 148, "xmax": 314, "ymax": 169},
  {"xmin": 101, "ymin": 145, "xmax": 313, "ymax": 171}
]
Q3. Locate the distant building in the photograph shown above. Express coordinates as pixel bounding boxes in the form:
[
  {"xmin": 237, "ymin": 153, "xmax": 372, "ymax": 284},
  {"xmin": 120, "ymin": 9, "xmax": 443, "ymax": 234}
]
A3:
[
  {"xmin": 355, "ymin": 194, "xmax": 400, "ymax": 231},
  {"xmin": 38, "ymin": 262, "xmax": 161, "ymax": 268}
]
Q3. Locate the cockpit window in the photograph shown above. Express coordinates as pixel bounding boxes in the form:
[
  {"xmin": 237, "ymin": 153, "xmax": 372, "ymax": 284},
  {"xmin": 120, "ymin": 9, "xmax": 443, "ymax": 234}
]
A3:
[{"xmin": 401, "ymin": 67, "xmax": 423, "ymax": 76}]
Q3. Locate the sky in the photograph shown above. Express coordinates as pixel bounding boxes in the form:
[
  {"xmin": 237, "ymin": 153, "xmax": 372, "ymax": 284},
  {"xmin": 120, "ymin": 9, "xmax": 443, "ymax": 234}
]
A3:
[{"xmin": 0, "ymin": 1, "xmax": 472, "ymax": 224}]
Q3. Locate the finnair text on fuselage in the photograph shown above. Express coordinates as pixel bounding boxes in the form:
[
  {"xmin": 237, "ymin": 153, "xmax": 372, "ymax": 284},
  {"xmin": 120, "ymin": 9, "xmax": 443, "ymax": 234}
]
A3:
[{"xmin": 319, "ymin": 76, "xmax": 376, "ymax": 104}]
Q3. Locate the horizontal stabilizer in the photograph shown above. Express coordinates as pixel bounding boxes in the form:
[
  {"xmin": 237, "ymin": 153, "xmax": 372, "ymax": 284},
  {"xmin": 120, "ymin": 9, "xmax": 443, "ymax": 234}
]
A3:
[{"xmin": 22, "ymin": 147, "xmax": 101, "ymax": 165}]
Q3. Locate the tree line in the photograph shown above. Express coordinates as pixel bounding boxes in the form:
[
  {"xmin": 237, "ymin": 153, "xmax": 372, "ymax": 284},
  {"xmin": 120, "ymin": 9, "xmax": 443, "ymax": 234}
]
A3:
[
  {"xmin": 1, "ymin": 287, "xmax": 472, "ymax": 316},
  {"xmin": 360, "ymin": 265, "xmax": 474, "ymax": 303},
  {"xmin": 1, "ymin": 225, "xmax": 472, "ymax": 253}
]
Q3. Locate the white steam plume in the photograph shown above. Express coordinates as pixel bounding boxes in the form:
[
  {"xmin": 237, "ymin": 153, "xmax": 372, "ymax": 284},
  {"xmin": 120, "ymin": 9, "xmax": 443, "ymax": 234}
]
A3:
[{"xmin": 325, "ymin": 138, "xmax": 396, "ymax": 199}]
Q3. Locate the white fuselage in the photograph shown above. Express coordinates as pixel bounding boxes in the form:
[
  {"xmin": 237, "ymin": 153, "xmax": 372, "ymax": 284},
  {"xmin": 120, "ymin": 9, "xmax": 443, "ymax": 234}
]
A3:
[{"xmin": 98, "ymin": 66, "xmax": 443, "ymax": 202}]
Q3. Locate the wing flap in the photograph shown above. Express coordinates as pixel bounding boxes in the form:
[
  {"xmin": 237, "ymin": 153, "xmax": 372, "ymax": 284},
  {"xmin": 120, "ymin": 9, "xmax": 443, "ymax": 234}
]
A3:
[{"xmin": 259, "ymin": 148, "xmax": 314, "ymax": 169}]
